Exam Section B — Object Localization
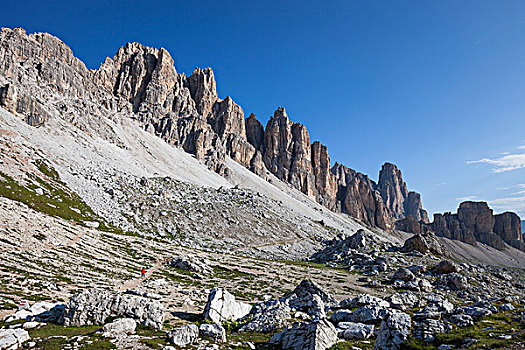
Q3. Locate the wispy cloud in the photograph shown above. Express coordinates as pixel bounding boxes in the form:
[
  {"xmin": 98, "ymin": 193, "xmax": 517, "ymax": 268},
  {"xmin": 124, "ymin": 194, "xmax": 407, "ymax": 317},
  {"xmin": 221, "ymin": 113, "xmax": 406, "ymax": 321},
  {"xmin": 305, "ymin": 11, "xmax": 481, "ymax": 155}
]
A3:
[
  {"xmin": 456, "ymin": 195, "xmax": 478, "ymax": 201},
  {"xmin": 489, "ymin": 196, "xmax": 525, "ymax": 217},
  {"xmin": 435, "ymin": 182, "xmax": 446, "ymax": 186},
  {"xmin": 467, "ymin": 152, "xmax": 525, "ymax": 173}
]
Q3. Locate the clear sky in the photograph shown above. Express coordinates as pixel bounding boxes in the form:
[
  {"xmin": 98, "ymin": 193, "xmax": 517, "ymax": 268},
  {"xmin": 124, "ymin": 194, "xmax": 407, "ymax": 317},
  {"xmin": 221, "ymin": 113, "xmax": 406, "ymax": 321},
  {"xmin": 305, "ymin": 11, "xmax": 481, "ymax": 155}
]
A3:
[{"xmin": 3, "ymin": 0, "xmax": 525, "ymax": 218}]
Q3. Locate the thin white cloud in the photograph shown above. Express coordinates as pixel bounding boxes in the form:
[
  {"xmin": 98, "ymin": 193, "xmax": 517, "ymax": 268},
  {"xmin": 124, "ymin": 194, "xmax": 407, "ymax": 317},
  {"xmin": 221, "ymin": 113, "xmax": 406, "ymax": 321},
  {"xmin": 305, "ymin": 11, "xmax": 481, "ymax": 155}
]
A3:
[
  {"xmin": 456, "ymin": 195, "xmax": 478, "ymax": 201},
  {"xmin": 435, "ymin": 182, "xmax": 446, "ymax": 186},
  {"xmin": 467, "ymin": 153, "xmax": 525, "ymax": 173},
  {"xmin": 489, "ymin": 196, "xmax": 525, "ymax": 217},
  {"xmin": 518, "ymin": 145, "xmax": 525, "ymax": 149}
]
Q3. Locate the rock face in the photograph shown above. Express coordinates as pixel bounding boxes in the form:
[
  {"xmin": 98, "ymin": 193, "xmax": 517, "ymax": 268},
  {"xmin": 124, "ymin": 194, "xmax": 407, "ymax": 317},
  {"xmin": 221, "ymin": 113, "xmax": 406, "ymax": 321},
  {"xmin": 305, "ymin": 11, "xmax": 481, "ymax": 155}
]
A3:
[
  {"xmin": 429, "ymin": 202, "xmax": 524, "ymax": 251},
  {"xmin": 270, "ymin": 319, "xmax": 338, "ymax": 350},
  {"xmin": 494, "ymin": 212, "xmax": 525, "ymax": 251},
  {"xmin": 59, "ymin": 289, "xmax": 165, "ymax": 329},
  {"xmin": 378, "ymin": 163, "xmax": 429, "ymax": 223},
  {"xmin": 262, "ymin": 107, "xmax": 316, "ymax": 198},
  {"xmin": 202, "ymin": 288, "xmax": 251, "ymax": 324},
  {"xmin": 332, "ymin": 163, "xmax": 394, "ymax": 230},
  {"xmin": 0, "ymin": 27, "xmax": 430, "ymax": 232}
]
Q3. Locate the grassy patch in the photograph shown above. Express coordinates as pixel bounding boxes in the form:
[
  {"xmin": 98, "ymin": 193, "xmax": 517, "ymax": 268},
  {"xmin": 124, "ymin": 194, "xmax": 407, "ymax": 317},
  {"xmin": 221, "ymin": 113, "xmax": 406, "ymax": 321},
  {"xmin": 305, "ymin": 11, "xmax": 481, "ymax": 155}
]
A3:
[
  {"xmin": 329, "ymin": 340, "xmax": 374, "ymax": 350},
  {"xmin": 0, "ymin": 165, "xmax": 120, "ymax": 233},
  {"xmin": 401, "ymin": 310, "xmax": 525, "ymax": 350},
  {"xmin": 79, "ymin": 339, "xmax": 116, "ymax": 349},
  {"xmin": 228, "ymin": 330, "xmax": 277, "ymax": 349},
  {"xmin": 29, "ymin": 324, "xmax": 105, "ymax": 350},
  {"xmin": 139, "ymin": 337, "xmax": 168, "ymax": 349},
  {"xmin": 29, "ymin": 324, "xmax": 101, "ymax": 338}
]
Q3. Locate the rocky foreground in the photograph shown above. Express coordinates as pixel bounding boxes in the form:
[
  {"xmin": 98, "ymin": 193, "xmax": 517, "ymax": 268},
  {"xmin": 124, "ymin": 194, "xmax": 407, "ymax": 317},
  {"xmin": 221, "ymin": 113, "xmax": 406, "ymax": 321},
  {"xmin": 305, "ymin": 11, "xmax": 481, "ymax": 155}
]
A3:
[{"xmin": 1, "ymin": 227, "xmax": 524, "ymax": 350}]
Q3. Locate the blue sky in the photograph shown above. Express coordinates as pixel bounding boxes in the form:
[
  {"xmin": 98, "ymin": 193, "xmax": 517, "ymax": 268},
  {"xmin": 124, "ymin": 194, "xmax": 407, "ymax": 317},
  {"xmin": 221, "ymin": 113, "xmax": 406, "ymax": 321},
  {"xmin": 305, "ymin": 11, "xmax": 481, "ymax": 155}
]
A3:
[{"xmin": 3, "ymin": 0, "xmax": 525, "ymax": 218}]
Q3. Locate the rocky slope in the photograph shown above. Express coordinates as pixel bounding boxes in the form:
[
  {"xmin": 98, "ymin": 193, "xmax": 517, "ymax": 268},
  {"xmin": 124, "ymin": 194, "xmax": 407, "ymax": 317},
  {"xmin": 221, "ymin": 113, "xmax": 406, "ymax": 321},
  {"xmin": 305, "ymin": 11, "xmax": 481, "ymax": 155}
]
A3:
[{"xmin": 0, "ymin": 27, "xmax": 427, "ymax": 232}]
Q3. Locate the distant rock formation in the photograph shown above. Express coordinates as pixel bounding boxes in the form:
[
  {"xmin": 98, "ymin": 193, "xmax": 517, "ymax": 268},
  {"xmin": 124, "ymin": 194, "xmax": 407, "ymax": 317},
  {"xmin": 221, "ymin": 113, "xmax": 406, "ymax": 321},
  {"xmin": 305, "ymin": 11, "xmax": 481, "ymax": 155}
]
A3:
[
  {"xmin": 399, "ymin": 201, "xmax": 524, "ymax": 252},
  {"xmin": 0, "ymin": 27, "xmax": 429, "ymax": 232}
]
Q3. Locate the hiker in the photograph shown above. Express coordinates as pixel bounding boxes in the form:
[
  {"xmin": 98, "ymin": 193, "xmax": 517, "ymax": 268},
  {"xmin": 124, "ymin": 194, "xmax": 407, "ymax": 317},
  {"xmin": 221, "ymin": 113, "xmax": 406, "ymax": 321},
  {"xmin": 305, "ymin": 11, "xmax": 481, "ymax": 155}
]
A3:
[{"xmin": 141, "ymin": 267, "xmax": 146, "ymax": 279}]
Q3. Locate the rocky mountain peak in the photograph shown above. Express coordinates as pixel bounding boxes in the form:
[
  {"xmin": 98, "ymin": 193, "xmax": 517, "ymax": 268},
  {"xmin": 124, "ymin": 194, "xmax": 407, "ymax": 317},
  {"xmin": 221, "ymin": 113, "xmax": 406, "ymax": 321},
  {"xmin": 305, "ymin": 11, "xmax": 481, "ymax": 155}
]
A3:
[
  {"xmin": 188, "ymin": 67, "xmax": 218, "ymax": 117},
  {"xmin": 245, "ymin": 113, "xmax": 264, "ymax": 150},
  {"xmin": 96, "ymin": 41, "xmax": 179, "ymax": 115},
  {"xmin": 378, "ymin": 162, "xmax": 409, "ymax": 217},
  {"xmin": 377, "ymin": 162, "xmax": 428, "ymax": 223},
  {"xmin": 273, "ymin": 106, "xmax": 288, "ymax": 118}
]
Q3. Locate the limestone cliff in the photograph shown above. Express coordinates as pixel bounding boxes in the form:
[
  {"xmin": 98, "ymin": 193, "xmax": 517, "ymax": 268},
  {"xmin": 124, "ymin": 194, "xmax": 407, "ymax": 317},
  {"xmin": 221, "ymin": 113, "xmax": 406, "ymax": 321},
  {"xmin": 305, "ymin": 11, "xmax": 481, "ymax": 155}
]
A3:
[{"xmin": 0, "ymin": 27, "xmax": 432, "ymax": 233}]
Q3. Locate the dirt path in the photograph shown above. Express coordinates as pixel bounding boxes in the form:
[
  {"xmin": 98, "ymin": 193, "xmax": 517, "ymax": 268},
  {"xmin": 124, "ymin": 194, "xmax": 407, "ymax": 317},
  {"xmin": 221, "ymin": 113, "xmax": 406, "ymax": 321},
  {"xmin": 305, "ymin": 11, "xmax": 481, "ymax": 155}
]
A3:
[
  {"xmin": 0, "ymin": 229, "xmax": 88, "ymax": 253},
  {"xmin": 117, "ymin": 258, "xmax": 169, "ymax": 292}
]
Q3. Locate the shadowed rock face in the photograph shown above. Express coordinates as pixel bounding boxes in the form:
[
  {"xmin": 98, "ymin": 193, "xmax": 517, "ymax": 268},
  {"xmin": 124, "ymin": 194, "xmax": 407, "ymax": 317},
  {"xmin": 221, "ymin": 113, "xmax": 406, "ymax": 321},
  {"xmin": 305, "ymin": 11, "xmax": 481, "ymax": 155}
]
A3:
[
  {"xmin": 494, "ymin": 212, "xmax": 525, "ymax": 251},
  {"xmin": 378, "ymin": 163, "xmax": 429, "ymax": 223},
  {"xmin": 0, "ymin": 27, "xmax": 430, "ymax": 232},
  {"xmin": 332, "ymin": 163, "xmax": 394, "ymax": 231}
]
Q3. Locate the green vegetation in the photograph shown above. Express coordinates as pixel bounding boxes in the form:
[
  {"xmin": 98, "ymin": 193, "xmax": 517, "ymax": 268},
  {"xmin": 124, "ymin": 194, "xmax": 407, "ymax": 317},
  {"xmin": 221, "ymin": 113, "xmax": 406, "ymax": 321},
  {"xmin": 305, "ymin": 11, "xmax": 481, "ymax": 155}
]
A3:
[
  {"xmin": 401, "ymin": 310, "xmax": 525, "ymax": 350},
  {"xmin": 29, "ymin": 324, "xmax": 101, "ymax": 338},
  {"xmin": 139, "ymin": 337, "xmax": 168, "ymax": 349},
  {"xmin": 329, "ymin": 340, "xmax": 374, "ymax": 350},
  {"xmin": 228, "ymin": 330, "xmax": 277, "ymax": 349},
  {"xmin": 213, "ymin": 265, "xmax": 254, "ymax": 280},
  {"xmin": 0, "ymin": 160, "xmax": 121, "ymax": 233},
  {"xmin": 28, "ymin": 324, "xmax": 114, "ymax": 350},
  {"xmin": 34, "ymin": 159, "xmax": 60, "ymax": 181}
]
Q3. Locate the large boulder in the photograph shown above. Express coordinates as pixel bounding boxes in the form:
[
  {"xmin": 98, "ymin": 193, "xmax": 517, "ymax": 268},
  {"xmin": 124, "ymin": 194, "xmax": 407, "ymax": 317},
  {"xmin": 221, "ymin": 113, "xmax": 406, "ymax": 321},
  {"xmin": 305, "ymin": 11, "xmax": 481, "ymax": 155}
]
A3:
[
  {"xmin": 287, "ymin": 294, "xmax": 326, "ymax": 319},
  {"xmin": 401, "ymin": 233, "xmax": 444, "ymax": 256},
  {"xmin": 447, "ymin": 273, "xmax": 468, "ymax": 291},
  {"xmin": 239, "ymin": 299, "xmax": 292, "ymax": 333},
  {"xmin": 199, "ymin": 323, "xmax": 226, "ymax": 343},
  {"xmin": 292, "ymin": 279, "xmax": 335, "ymax": 304},
  {"xmin": 101, "ymin": 318, "xmax": 137, "ymax": 338},
  {"xmin": 392, "ymin": 268, "xmax": 415, "ymax": 281},
  {"xmin": 270, "ymin": 319, "xmax": 338, "ymax": 350},
  {"xmin": 387, "ymin": 292, "xmax": 421, "ymax": 311},
  {"xmin": 433, "ymin": 260, "xmax": 459, "ymax": 274},
  {"xmin": 332, "ymin": 305, "xmax": 388, "ymax": 324},
  {"xmin": 169, "ymin": 255, "xmax": 212, "ymax": 275},
  {"xmin": 166, "ymin": 324, "xmax": 199, "ymax": 347},
  {"xmin": 3, "ymin": 301, "xmax": 63, "ymax": 323},
  {"xmin": 0, "ymin": 329, "xmax": 30, "ymax": 350},
  {"xmin": 374, "ymin": 311, "xmax": 412, "ymax": 350},
  {"xmin": 413, "ymin": 319, "xmax": 451, "ymax": 341},
  {"xmin": 202, "ymin": 288, "xmax": 251, "ymax": 324},
  {"xmin": 337, "ymin": 322, "xmax": 375, "ymax": 340},
  {"xmin": 60, "ymin": 289, "xmax": 165, "ymax": 329}
]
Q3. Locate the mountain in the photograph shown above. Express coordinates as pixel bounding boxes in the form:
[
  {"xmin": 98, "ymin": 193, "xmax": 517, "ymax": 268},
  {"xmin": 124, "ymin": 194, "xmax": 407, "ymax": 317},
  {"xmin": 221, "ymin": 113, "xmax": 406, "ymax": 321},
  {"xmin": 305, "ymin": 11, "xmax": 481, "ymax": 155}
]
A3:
[
  {"xmin": 0, "ymin": 27, "xmax": 426, "ymax": 232},
  {"xmin": 1, "ymin": 27, "xmax": 525, "ymax": 350}
]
